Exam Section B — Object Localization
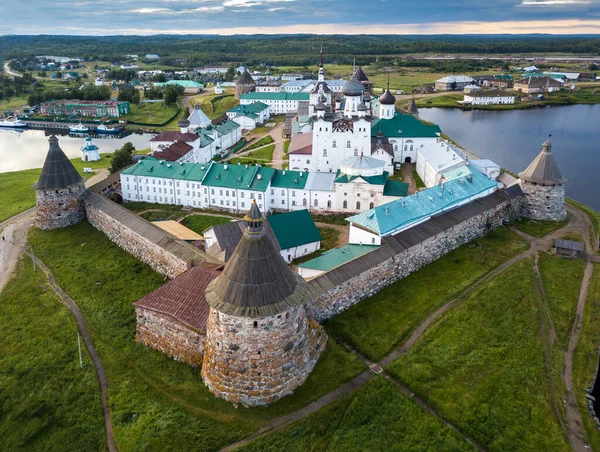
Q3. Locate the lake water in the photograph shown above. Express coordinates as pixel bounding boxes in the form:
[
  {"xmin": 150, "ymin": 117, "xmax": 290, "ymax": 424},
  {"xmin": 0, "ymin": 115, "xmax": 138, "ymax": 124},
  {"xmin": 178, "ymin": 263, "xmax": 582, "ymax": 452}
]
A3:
[
  {"xmin": 0, "ymin": 129, "xmax": 154, "ymax": 173},
  {"xmin": 419, "ymin": 104, "xmax": 600, "ymax": 211}
]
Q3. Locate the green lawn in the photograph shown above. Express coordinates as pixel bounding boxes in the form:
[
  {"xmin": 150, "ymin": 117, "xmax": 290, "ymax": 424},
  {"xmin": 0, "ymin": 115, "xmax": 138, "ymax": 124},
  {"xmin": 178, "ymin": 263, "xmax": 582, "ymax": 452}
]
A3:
[
  {"xmin": 0, "ymin": 256, "xmax": 105, "ymax": 451},
  {"xmin": 239, "ymin": 376, "xmax": 475, "ymax": 452},
  {"xmin": 573, "ymin": 264, "xmax": 600, "ymax": 452},
  {"xmin": 292, "ymin": 226, "xmax": 341, "ymax": 266},
  {"xmin": 229, "ymin": 144, "xmax": 275, "ymax": 165},
  {"xmin": 325, "ymin": 228, "xmax": 530, "ymax": 361},
  {"xmin": 121, "ymin": 102, "xmax": 179, "ymax": 125},
  {"xmin": 386, "ymin": 260, "xmax": 570, "ymax": 451},
  {"xmin": 245, "ymin": 136, "xmax": 274, "ymax": 151},
  {"xmin": 513, "ymin": 217, "xmax": 569, "ymax": 238},
  {"xmin": 0, "ymin": 153, "xmax": 111, "ymax": 223},
  {"xmin": 311, "ymin": 213, "xmax": 349, "ymax": 226},
  {"xmin": 283, "ymin": 140, "xmax": 291, "ymax": 154},
  {"xmin": 181, "ymin": 214, "xmax": 234, "ymax": 234},
  {"xmin": 197, "ymin": 94, "xmax": 239, "ymax": 120},
  {"xmin": 568, "ymin": 199, "xmax": 600, "ymax": 252},
  {"xmin": 412, "ymin": 168, "xmax": 426, "ymax": 188},
  {"xmin": 416, "ymin": 93, "xmax": 463, "ymax": 108},
  {"xmin": 538, "ymin": 253, "xmax": 586, "ymax": 349},
  {"xmin": 22, "ymin": 221, "xmax": 366, "ymax": 449}
]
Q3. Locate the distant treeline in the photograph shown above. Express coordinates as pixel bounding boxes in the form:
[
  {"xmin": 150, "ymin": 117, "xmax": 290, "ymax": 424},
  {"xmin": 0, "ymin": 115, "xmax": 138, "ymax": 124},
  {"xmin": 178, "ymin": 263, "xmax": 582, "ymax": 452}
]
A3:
[{"xmin": 2, "ymin": 35, "xmax": 600, "ymax": 67}]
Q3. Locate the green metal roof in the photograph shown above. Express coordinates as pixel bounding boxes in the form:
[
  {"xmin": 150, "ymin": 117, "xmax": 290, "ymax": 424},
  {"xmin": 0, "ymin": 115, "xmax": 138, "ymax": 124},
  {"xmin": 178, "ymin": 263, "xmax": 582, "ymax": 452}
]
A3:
[
  {"xmin": 241, "ymin": 92, "xmax": 310, "ymax": 101},
  {"xmin": 203, "ymin": 162, "xmax": 274, "ymax": 191},
  {"xmin": 334, "ymin": 170, "xmax": 388, "ymax": 185},
  {"xmin": 268, "ymin": 209, "xmax": 321, "ymax": 250},
  {"xmin": 271, "ymin": 169, "xmax": 308, "ymax": 189},
  {"xmin": 121, "ymin": 156, "xmax": 209, "ymax": 181},
  {"xmin": 347, "ymin": 169, "xmax": 498, "ymax": 236},
  {"xmin": 155, "ymin": 80, "xmax": 204, "ymax": 88},
  {"xmin": 228, "ymin": 102, "xmax": 269, "ymax": 117},
  {"xmin": 298, "ymin": 244, "xmax": 379, "ymax": 271},
  {"xmin": 371, "ymin": 112, "xmax": 441, "ymax": 139},
  {"xmin": 383, "ymin": 179, "xmax": 409, "ymax": 197}
]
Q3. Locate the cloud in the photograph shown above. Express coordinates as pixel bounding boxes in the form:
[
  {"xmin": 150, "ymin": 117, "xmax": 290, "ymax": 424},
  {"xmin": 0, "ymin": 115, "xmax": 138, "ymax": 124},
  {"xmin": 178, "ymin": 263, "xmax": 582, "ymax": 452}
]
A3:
[
  {"xmin": 129, "ymin": 5, "xmax": 223, "ymax": 14},
  {"xmin": 129, "ymin": 7, "xmax": 173, "ymax": 13},
  {"xmin": 519, "ymin": 0, "xmax": 594, "ymax": 5}
]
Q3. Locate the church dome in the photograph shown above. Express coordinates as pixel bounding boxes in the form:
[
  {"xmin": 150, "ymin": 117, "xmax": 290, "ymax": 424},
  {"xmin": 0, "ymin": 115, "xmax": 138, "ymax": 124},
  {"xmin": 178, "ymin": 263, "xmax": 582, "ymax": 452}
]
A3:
[
  {"xmin": 357, "ymin": 102, "xmax": 367, "ymax": 111},
  {"xmin": 316, "ymin": 102, "xmax": 327, "ymax": 111},
  {"xmin": 342, "ymin": 76, "xmax": 364, "ymax": 97},
  {"xmin": 340, "ymin": 154, "xmax": 385, "ymax": 177},
  {"xmin": 379, "ymin": 88, "xmax": 396, "ymax": 105},
  {"xmin": 178, "ymin": 118, "xmax": 190, "ymax": 128}
]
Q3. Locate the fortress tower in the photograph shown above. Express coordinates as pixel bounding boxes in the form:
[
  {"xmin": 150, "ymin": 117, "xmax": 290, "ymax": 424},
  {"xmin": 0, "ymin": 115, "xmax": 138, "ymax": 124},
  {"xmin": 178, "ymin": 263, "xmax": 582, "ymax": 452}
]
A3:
[
  {"xmin": 518, "ymin": 139, "xmax": 567, "ymax": 221},
  {"xmin": 235, "ymin": 69, "xmax": 256, "ymax": 99},
  {"xmin": 34, "ymin": 136, "xmax": 86, "ymax": 230},
  {"xmin": 202, "ymin": 201, "xmax": 326, "ymax": 406}
]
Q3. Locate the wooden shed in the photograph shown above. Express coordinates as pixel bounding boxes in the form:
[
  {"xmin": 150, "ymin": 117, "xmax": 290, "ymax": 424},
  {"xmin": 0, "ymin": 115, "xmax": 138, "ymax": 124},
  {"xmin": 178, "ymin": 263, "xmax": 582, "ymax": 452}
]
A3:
[{"xmin": 555, "ymin": 239, "xmax": 584, "ymax": 258}]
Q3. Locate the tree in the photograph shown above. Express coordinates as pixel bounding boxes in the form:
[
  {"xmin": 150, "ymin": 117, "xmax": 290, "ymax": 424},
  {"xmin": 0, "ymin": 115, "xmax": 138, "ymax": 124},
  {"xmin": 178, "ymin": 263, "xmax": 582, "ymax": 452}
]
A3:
[
  {"xmin": 589, "ymin": 63, "xmax": 598, "ymax": 71},
  {"xmin": 224, "ymin": 65, "xmax": 236, "ymax": 82},
  {"xmin": 163, "ymin": 85, "xmax": 183, "ymax": 106},
  {"xmin": 110, "ymin": 142, "xmax": 135, "ymax": 174}
]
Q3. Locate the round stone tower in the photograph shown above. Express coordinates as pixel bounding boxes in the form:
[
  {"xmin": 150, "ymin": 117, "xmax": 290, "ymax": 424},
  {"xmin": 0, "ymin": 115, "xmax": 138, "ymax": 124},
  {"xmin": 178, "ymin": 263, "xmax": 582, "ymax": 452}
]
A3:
[
  {"xmin": 34, "ymin": 135, "xmax": 86, "ymax": 230},
  {"xmin": 202, "ymin": 201, "xmax": 326, "ymax": 407},
  {"xmin": 518, "ymin": 139, "xmax": 567, "ymax": 221},
  {"xmin": 235, "ymin": 69, "xmax": 256, "ymax": 99}
]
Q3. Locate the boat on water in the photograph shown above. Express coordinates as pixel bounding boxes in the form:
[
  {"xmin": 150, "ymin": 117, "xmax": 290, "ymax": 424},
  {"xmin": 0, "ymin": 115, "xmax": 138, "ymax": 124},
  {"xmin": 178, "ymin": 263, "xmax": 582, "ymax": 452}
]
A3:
[
  {"xmin": 93, "ymin": 124, "xmax": 121, "ymax": 134},
  {"xmin": 0, "ymin": 118, "xmax": 28, "ymax": 129},
  {"xmin": 69, "ymin": 122, "xmax": 89, "ymax": 134}
]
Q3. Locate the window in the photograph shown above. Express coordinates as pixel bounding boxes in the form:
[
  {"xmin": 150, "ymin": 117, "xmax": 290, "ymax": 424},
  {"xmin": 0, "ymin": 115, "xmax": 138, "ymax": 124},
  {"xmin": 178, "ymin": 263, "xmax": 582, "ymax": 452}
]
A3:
[
  {"xmin": 356, "ymin": 201, "xmax": 361, "ymax": 210},
  {"xmin": 343, "ymin": 200, "xmax": 348, "ymax": 209},
  {"xmin": 306, "ymin": 159, "xmax": 310, "ymax": 164},
  {"xmin": 204, "ymin": 188, "xmax": 207, "ymax": 194},
  {"xmin": 323, "ymin": 149, "xmax": 327, "ymax": 157},
  {"xmin": 271, "ymin": 189, "xmax": 274, "ymax": 195},
  {"xmin": 292, "ymin": 201, "xmax": 296, "ymax": 206},
  {"xmin": 332, "ymin": 140, "xmax": 336, "ymax": 148},
  {"xmin": 226, "ymin": 190, "xmax": 229, "ymax": 197},
  {"xmin": 346, "ymin": 141, "xmax": 351, "ymax": 148},
  {"xmin": 250, "ymin": 193, "xmax": 254, "ymax": 199},
  {"xmin": 369, "ymin": 202, "xmax": 374, "ymax": 209},
  {"xmin": 303, "ymin": 198, "xmax": 307, "ymax": 206},
  {"xmin": 314, "ymin": 198, "xmax": 318, "ymax": 207},
  {"xmin": 220, "ymin": 200, "xmax": 223, "ymax": 205},
  {"xmin": 220, "ymin": 189, "xmax": 223, "ymax": 196},
  {"xmin": 281, "ymin": 200, "xmax": 285, "ymax": 205},
  {"xmin": 271, "ymin": 199, "xmax": 274, "ymax": 204},
  {"xmin": 211, "ymin": 189, "xmax": 215, "ymax": 195},
  {"xmin": 292, "ymin": 191, "xmax": 295, "ymax": 197},
  {"xmin": 354, "ymin": 149, "xmax": 358, "ymax": 156},
  {"xmin": 241, "ymin": 202, "xmax": 245, "ymax": 208},
  {"xmin": 241, "ymin": 192, "xmax": 245, "ymax": 198},
  {"xmin": 281, "ymin": 190, "xmax": 284, "ymax": 196},
  {"xmin": 395, "ymin": 145, "xmax": 398, "ymax": 152},
  {"xmin": 258, "ymin": 194, "xmax": 262, "ymax": 200},
  {"xmin": 327, "ymin": 200, "xmax": 331, "ymax": 208},
  {"xmin": 177, "ymin": 190, "xmax": 180, "ymax": 195},
  {"xmin": 372, "ymin": 237, "xmax": 376, "ymax": 244}
]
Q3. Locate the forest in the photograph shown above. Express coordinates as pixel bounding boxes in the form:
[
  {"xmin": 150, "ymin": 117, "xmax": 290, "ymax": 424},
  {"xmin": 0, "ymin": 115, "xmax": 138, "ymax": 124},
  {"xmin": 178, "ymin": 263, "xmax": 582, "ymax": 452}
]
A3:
[{"xmin": 2, "ymin": 34, "xmax": 600, "ymax": 67}]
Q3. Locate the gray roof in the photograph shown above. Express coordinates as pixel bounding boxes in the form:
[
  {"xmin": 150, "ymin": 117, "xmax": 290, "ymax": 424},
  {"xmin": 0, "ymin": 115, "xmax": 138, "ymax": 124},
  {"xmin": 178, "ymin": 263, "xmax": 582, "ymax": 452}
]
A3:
[
  {"xmin": 206, "ymin": 220, "xmax": 280, "ymax": 262},
  {"xmin": 555, "ymin": 239, "xmax": 584, "ymax": 252},
  {"xmin": 407, "ymin": 97, "xmax": 418, "ymax": 114},
  {"xmin": 237, "ymin": 69, "xmax": 255, "ymax": 85},
  {"xmin": 35, "ymin": 136, "xmax": 84, "ymax": 190},
  {"xmin": 305, "ymin": 172, "xmax": 336, "ymax": 191},
  {"xmin": 519, "ymin": 140, "xmax": 566, "ymax": 184},
  {"xmin": 204, "ymin": 202, "xmax": 310, "ymax": 318},
  {"xmin": 342, "ymin": 75, "xmax": 365, "ymax": 96}
]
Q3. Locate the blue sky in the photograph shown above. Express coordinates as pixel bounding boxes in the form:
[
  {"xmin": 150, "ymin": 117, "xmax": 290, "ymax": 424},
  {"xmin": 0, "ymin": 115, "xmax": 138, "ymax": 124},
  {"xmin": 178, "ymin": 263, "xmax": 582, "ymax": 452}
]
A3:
[{"xmin": 1, "ymin": 0, "xmax": 599, "ymax": 35}]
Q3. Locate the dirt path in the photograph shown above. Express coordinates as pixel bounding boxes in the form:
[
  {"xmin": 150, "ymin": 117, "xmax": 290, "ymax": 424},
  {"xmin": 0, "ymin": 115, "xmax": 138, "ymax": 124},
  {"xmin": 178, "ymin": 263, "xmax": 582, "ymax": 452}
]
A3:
[
  {"xmin": 0, "ymin": 209, "xmax": 34, "ymax": 294},
  {"xmin": 401, "ymin": 163, "xmax": 418, "ymax": 195},
  {"xmin": 271, "ymin": 138, "xmax": 285, "ymax": 170},
  {"xmin": 28, "ymin": 252, "xmax": 117, "ymax": 452},
  {"xmin": 314, "ymin": 222, "xmax": 349, "ymax": 247},
  {"xmin": 85, "ymin": 169, "xmax": 110, "ymax": 188}
]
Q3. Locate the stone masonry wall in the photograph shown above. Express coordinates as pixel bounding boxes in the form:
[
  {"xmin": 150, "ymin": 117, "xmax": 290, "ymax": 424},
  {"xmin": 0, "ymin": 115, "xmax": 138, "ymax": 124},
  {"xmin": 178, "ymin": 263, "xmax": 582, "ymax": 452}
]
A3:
[
  {"xmin": 135, "ymin": 309, "xmax": 205, "ymax": 367},
  {"xmin": 201, "ymin": 305, "xmax": 326, "ymax": 407},
  {"xmin": 308, "ymin": 196, "xmax": 523, "ymax": 321},
  {"xmin": 520, "ymin": 180, "xmax": 567, "ymax": 221},
  {"xmin": 35, "ymin": 182, "xmax": 86, "ymax": 230},
  {"xmin": 84, "ymin": 201, "xmax": 188, "ymax": 278}
]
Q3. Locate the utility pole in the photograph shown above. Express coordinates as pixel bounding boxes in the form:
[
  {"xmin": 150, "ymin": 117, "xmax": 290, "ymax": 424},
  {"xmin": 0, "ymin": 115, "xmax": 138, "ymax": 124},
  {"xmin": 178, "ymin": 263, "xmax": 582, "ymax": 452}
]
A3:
[{"xmin": 77, "ymin": 333, "xmax": 83, "ymax": 369}]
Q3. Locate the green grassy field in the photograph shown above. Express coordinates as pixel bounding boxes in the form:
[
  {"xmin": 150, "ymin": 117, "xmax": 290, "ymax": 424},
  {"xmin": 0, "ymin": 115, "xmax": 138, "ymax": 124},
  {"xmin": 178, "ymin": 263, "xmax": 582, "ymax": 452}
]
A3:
[
  {"xmin": 139, "ymin": 210, "xmax": 181, "ymax": 221},
  {"xmin": 573, "ymin": 264, "xmax": 600, "ymax": 451},
  {"xmin": 0, "ymin": 256, "xmax": 106, "ymax": 451},
  {"xmin": 386, "ymin": 260, "xmax": 570, "ymax": 451},
  {"xmin": 513, "ymin": 217, "xmax": 570, "ymax": 238},
  {"xmin": 245, "ymin": 136, "xmax": 274, "ymax": 151},
  {"xmin": 538, "ymin": 253, "xmax": 586, "ymax": 349},
  {"xmin": 325, "ymin": 228, "xmax": 530, "ymax": 361},
  {"xmin": 0, "ymin": 153, "xmax": 111, "ymax": 223},
  {"xmin": 121, "ymin": 102, "xmax": 179, "ymax": 124},
  {"xmin": 21, "ymin": 221, "xmax": 366, "ymax": 449},
  {"xmin": 412, "ymin": 168, "xmax": 426, "ymax": 188},
  {"xmin": 229, "ymin": 144, "xmax": 275, "ymax": 165},
  {"xmin": 196, "ymin": 94, "xmax": 238, "ymax": 120},
  {"xmin": 568, "ymin": 199, "xmax": 600, "ymax": 252},
  {"xmin": 239, "ymin": 376, "xmax": 475, "ymax": 451},
  {"xmin": 181, "ymin": 214, "xmax": 234, "ymax": 234}
]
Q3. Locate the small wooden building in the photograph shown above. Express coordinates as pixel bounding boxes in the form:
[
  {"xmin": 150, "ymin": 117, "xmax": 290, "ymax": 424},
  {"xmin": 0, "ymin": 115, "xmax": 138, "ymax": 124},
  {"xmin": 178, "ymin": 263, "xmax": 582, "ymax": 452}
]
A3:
[{"xmin": 555, "ymin": 239, "xmax": 584, "ymax": 258}]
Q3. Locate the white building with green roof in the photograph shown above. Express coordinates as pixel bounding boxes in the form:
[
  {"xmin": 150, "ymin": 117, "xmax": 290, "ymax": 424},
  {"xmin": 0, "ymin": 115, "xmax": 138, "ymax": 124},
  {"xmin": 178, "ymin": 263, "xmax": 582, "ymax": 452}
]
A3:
[
  {"xmin": 240, "ymin": 92, "xmax": 310, "ymax": 115},
  {"xmin": 226, "ymin": 102, "xmax": 270, "ymax": 130},
  {"xmin": 154, "ymin": 80, "xmax": 204, "ymax": 93}
]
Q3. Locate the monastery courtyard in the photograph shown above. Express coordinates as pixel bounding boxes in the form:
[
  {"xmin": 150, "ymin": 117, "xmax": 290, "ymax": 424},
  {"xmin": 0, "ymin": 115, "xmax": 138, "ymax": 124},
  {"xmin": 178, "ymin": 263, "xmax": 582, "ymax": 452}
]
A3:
[{"xmin": 1, "ymin": 194, "xmax": 599, "ymax": 450}]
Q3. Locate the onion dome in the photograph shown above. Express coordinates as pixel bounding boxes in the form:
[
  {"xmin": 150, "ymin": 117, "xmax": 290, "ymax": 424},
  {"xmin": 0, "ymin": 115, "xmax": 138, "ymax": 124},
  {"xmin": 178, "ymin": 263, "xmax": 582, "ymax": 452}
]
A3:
[
  {"xmin": 178, "ymin": 118, "xmax": 190, "ymax": 128},
  {"xmin": 342, "ymin": 75, "xmax": 365, "ymax": 97},
  {"xmin": 236, "ymin": 69, "xmax": 255, "ymax": 85},
  {"xmin": 316, "ymin": 102, "xmax": 327, "ymax": 111},
  {"xmin": 204, "ymin": 201, "xmax": 310, "ymax": 318},
  {"xmin": 379, "ymin": 88, "xmax": 396, "ymax": 105},
  {"xmin": 519, "ymin": 140, "xmax": 566, "ymax": 185},
  {"xmin": 319, "ymin": 93, "xmax": 327, "ymax": 103},
  {"xmin": 35, "ymin": 136, "xmax": 84, "ymax": 190},
  {"xmin": 357, "ymin": 102, "xmax": 367, "ymax": 111}
]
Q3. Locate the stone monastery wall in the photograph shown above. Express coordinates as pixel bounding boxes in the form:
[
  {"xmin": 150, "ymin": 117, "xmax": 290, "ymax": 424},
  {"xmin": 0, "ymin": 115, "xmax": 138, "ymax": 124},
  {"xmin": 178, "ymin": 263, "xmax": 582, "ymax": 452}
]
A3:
[
  {"xmin": 83, "ymin": 192, "xmax": 216, "ymax": 279},
  {"xmin": 135, "ymin": 310, "xmax": 206, "ymax": 367},
  {"xmin": 307, "ymin": 193, "xmax": 524, "ymax": 321}
]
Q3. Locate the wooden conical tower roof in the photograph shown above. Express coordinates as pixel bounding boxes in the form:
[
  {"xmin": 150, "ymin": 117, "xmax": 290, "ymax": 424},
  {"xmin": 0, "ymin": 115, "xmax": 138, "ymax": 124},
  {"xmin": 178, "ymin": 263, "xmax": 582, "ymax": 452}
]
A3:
[
  {"xmin": 519, "ymin": 140, "xmax": 566, "ymax": 185},
  {"xmin": 35, "ymin": 136, "xmax": 84, "ymax": 190},
  {"xmin": 205, "ymin": 201, "xmax": 309, "ymax": 318}
]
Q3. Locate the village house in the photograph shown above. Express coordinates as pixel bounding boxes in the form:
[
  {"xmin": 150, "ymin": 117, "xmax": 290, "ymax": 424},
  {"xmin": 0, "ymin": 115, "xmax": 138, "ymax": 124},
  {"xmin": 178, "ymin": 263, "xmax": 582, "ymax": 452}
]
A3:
[
  {"xmin": 463, "ymin": 91, "xmax": 515, "ymax": 106},
  {"xmin": 513, "ymin": 76, "xmax": 563, "ymax": 94},
  {"xmin": 226, "ymin": 102, "xmax": 270, "ymax": 130},
  {"xmin": 40, "ymin": 99, "xmax": 130, "ymax": 118},
  {"xmin": 239, "ymin": 92, "xmax": 310, "ymax": 115},
  {"xmin": 434, "ymin": 75, "xmax": 474, "ymax": 91}
]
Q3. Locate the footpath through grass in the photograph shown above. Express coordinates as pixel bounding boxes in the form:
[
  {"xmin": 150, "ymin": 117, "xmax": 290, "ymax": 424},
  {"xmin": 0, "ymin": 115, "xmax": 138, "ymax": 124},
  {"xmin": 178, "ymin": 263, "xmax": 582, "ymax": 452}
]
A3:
[
  {"xmin": 239, "ymin": 376, "xmax": 475, "ymax": 452},
  {"xmin": 0, "ymin": 154, "xmax": 111, "ymax": 223},
  {"xmin": 24, "ymin": 221, "xmax": 366, "ymax": 449},
  {"xmin": 574, "ymin": 264, "xmax": 600, "ymax": 451},
  {"xmin": 386, "ymin": 260, "xmax": 570, "ymax": 451},
  {"xmin": 326, "ymin": 227, "xmax": 530, "ymax": 361},
  {"xmin": 513, "ymin": 216, "xmax": 569, "ymax": 238},
  {"xmin": 538, "ymin": 253, "xmax": 586, "ymax": 349},
  {"xmin": 0, "ymin": 256, "xmax": 105, "ymax": 451}
]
